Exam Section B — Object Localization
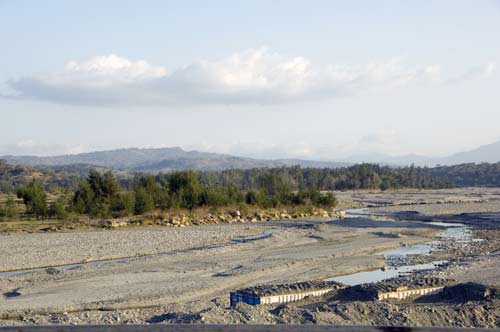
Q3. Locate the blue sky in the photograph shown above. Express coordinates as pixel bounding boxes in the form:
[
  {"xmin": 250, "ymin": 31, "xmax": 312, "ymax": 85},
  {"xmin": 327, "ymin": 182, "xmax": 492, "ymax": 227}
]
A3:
[{"xmin": 1, "ymin": 0, "xmax": 499, "ymax": 159}]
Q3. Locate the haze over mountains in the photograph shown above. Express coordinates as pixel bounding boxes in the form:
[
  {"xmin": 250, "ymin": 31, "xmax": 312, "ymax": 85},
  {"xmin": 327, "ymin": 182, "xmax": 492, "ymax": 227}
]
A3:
[
  {"xmin": 1, "ymin": 140, "xmax": 500, "ymax": 172},
  {"xmin": 344, "ymin": 140, "xmax": 500, "ymax": 166},
  {"xmin": 0, "ymin": 147, "xmax": 348, "ymax": 172}
]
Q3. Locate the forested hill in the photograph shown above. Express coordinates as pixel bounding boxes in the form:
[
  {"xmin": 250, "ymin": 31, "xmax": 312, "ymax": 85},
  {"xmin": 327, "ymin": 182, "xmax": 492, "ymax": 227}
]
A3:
[
  {"xmin": 0, "ymin": 160, "xmax": 80, "ymax": 192},
  {"xmin": 1, "ymin": 147, "xmax": 348, "ymax": 171}
]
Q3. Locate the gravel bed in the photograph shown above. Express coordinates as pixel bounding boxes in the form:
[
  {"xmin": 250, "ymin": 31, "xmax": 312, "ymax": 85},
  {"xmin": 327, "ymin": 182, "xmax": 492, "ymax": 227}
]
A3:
[{"xmin": 0, "ymin": 224, "xmax": 269, "ymax": 271}]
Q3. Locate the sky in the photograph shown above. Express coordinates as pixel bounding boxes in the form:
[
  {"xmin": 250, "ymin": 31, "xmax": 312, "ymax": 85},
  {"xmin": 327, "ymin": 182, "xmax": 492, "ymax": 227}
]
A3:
[{"xmin": 1, "ymin": 0, "xmax": 500, "ymax": 160}]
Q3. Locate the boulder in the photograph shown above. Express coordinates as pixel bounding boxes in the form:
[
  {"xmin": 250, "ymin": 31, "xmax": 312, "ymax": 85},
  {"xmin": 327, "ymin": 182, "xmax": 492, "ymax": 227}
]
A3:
[
  {"xmin": 103, "ymin": 219, "xmax": 128, "ymax": 228},
  {"xmin": 230, "ymin": 210, "xmax": 241, "ymax": 218}
]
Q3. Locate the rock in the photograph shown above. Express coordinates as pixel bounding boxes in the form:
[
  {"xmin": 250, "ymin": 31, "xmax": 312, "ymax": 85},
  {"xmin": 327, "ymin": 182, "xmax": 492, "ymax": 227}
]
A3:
[
  {"xmin": 230, "ymin": 210, "xmax": 241, "ymax": 218},
  {"xmin": 318, "ymin": 209, "xmax": 329, "ymax": 218},
  {"xmin": 3, "ymin": 289, "xmax": 22, "ymax": 298},
  {"xmin": 46, "ymin": 267, "xmax": 62, "ymax": 275},
  {"xmin": 102, "ymin": 220, "xmax": 128, "ymax": 228}
]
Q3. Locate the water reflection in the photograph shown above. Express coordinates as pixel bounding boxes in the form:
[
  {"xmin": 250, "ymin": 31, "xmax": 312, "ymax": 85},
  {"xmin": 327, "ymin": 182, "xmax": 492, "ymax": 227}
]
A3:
[
  {"xmin": 326, "ymin": 213, "xmax": 473, "ymax": 285},
  {"xmin": 326, "ymin": 261, "xmax": 447, "ymax": 285}
]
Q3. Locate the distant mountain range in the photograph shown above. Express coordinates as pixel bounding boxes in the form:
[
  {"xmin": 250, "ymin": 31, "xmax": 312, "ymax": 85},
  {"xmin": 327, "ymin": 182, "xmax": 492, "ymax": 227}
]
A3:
[
  {"xmin": 438, "ymin": 140, "xmax": 500, "ymax": 165},
  {"xmin": 0, "ymin": 147, "xmax": 349, "ymax": 172},
  {"xmin": 1, "ymin": 140, "xmax": 499, "ymax": 171},
  {"xmin": 344, "ymin": 140, "xmax": 500, "ymax": 166}
]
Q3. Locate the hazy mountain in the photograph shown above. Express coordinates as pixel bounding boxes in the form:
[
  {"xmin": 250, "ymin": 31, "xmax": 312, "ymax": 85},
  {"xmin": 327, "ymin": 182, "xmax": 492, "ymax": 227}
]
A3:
[
  {"xmin": 439, "ymin": 140, "xmax": 500, "ymax": 165},
  {"xmin": 2, "ymin": 140, "xmax": 499, "ymax": 171},
  {"xmin": 342, "ymin": 140, "xmax": 500, "ymax": 166},
  {"xmin": 2, "ymin": 147, "xmax": 192, "ymax": 168},
  {"xmin": 0, "ymin": 147, "xmax": 348, "ymax": 172}
]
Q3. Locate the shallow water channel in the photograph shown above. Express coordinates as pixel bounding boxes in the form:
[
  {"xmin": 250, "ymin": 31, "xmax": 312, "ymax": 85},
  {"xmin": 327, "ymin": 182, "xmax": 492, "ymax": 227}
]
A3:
[{"xmin": 325, "ymin": 210, "xmax": 473, "ymax": 285}]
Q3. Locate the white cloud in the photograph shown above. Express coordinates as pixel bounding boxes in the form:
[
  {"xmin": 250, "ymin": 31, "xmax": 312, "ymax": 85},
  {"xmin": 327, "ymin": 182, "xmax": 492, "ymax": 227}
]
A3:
[
  {"xmin": 62, "ymin": 54, "xmax": 167, "ymax": 86},
  {"xmin": 3, "ymin": 48, "xmax": 452, "ymax": 107},
  {"xmin": 445, "ymin": 61, "xmax": 496, "ymax": 85}
]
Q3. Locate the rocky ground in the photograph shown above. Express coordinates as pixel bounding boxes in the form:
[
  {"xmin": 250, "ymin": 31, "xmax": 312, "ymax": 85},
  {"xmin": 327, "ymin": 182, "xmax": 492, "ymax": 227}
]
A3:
[
  {"xmin": 0, "ymin": 224, "xmax": 270, "ymax": 271},
  {"xmin": 334, "ymin": 187, "xmax": 500, "ymax": 208},
  {"xmin": 0, "ymin": 188, "xmax": 499, "ymax": 327}
]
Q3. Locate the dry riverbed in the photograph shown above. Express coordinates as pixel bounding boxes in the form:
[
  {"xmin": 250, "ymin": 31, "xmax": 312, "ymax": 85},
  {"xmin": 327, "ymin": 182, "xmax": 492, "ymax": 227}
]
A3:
[
  {"xmin": 0, "ymin": 224, "xmax": 271, "ymax": 271},
  {"xmin": 0, "ymin": 216, "xmax": 435, "ymax": 320},
  {"xmin": 1, "ymin": 188, "xmax": 499, "ymax": 327}
]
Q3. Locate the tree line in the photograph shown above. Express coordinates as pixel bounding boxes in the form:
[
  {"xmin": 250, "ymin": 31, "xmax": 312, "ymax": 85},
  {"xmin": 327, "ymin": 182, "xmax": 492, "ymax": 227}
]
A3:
[
  {"xmin": 194, "ymin": 164, "xmax": 454, "ymax": 192},
  {"xmin": 9, "ymin": 169, "xmax": 338, "ymax": 219},
  {"xmin": 428, "ymin": 162, "xmax": 500, "ymax": 187},
  {"xmin": 6, "ymin": 162, "xmax": 489, "ymax": 220}
]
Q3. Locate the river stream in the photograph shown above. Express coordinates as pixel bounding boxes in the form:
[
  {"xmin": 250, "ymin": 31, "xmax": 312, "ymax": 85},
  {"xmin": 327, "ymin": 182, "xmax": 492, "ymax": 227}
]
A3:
[{"xmin": 325, "ymin": 209, "xmax": 474, "ymax": 285}]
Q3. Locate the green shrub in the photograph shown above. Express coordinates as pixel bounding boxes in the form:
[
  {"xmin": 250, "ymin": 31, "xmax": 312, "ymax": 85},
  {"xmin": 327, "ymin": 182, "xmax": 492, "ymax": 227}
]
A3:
[
  {"xmin": 134, "ymin": 187, "xmax": 154, "ymax": 215},
  {"xmin": 17, "ymin": 182, "xmax": 48, "ymax": 218},
  {"xmin": 0, "ymin": 197, "xmax": 18, "ymax": 219},
  {"xmin": 49, "ymin": 198, "xmax": 69, "ymax": 220},
  {"xmin": 111, "ymin": 192, "xmax": 135, "ymax": 217},
  {"xmin": 317, "ymin": 192, "xmax": 337, "ymax": 208}
]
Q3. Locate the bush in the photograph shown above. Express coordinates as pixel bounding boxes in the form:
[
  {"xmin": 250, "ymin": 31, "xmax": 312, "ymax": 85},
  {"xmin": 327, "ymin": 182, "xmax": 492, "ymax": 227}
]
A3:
[
  {"xmin": 0, "ymin": 197, "xmax": 18, "ymax": 219},
  {"xmin": 89, "ymin": 201, "xmax": 111, "ymax": 218},
  {"xmin": 72, "ymin": 169, "xmax": 120, "ymax": 216},
  {"xmin": 111, "ymin": 192, "xmax": 135, "ymax": 217},
  {"xmin": 134, "ymin": 174, "xmax": 165, "ymax": 208},
  {"xmin": 245, "ymin": 190, "xmax": 259, "ymax": 205},
  {"xmin": 168, "ymin": 171, "xmax": 201, "ymax": 210},
  {"xmin": 200, "ymin": 186, "xmax": 229, "ymax": 207},
  {"xmin": 72, "ymin": 180, "xmax": 95, "ymax": 214},
  {"xmin": 317, "ymin": 192, "xmax": 337, "ymax": 208},
  {"xmin": 49, "ymin": 198, "xmax": 69, "ymax": 220},
  {"xmin": 17, "ymin": 182, "xmax": 48, "ymax": 218},
  {"xmin": 134, "ymin": 188, "xmax": 154, "ymax": 215}
]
